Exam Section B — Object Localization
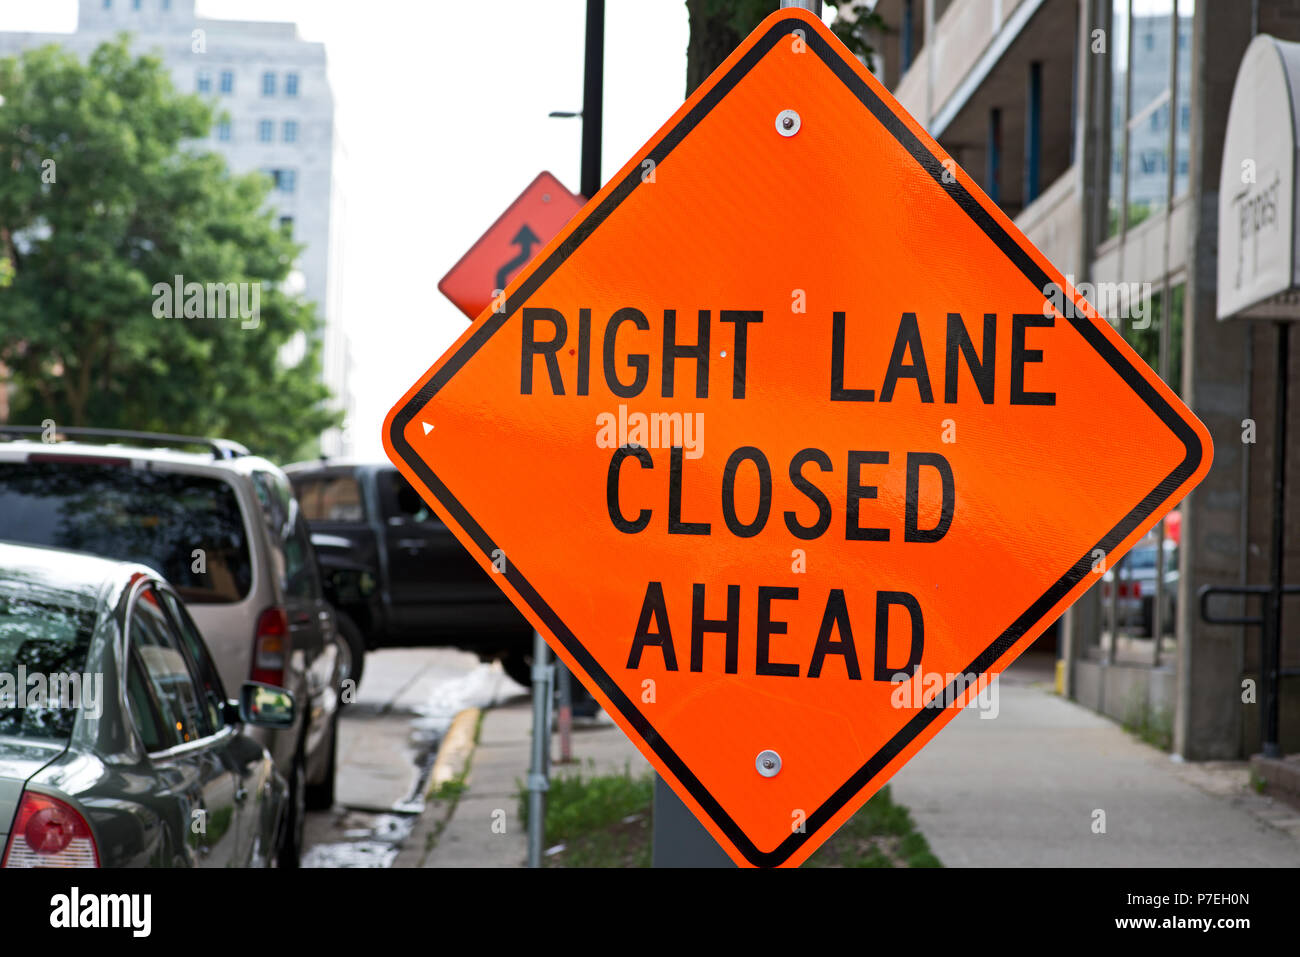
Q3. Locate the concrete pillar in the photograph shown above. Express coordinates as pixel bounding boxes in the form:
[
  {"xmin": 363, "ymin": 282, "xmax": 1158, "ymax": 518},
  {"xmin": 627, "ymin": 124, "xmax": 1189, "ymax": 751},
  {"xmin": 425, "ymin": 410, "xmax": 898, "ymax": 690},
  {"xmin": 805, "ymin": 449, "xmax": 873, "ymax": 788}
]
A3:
[{"xmin": 1175, "ymin": 2, "xmax": 1257, "ymax": 760}]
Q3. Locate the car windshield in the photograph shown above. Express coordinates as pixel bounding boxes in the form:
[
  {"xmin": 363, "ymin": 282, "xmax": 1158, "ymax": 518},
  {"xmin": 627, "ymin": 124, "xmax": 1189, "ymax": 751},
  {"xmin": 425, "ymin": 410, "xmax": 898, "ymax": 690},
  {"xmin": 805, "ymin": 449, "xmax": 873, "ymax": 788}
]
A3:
[
  {"xmin": 0, "ymin": 461, "xmax": 252, "ymax": 603},
  {"xmin": 0, "ymin": 590, "xmax": 96, "ymax": 741}
]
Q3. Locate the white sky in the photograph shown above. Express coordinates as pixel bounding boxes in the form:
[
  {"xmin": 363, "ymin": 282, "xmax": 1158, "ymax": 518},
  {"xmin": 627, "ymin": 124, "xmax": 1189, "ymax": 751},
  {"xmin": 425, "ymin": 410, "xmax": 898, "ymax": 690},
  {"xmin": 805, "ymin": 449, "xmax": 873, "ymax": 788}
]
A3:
[{"xmin": 0, "ymin": 0, "xmax": 699, "ymax": 459}]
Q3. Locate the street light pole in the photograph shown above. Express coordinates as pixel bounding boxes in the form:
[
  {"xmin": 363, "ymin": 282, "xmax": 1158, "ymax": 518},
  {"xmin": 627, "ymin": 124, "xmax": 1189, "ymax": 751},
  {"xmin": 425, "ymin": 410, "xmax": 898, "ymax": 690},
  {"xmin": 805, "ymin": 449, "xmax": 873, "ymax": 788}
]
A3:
[
  {"xmin": 580, "ymin": 0, "xmax": 605, "ymax": 199},
  {"xmin": 780, "ymin": 0, "xmax": 822, "ymax": 15}
]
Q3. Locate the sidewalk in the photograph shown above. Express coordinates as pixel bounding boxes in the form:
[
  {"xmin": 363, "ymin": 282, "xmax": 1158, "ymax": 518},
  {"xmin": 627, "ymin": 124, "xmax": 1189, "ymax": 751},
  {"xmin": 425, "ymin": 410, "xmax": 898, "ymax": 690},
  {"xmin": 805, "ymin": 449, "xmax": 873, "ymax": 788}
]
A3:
[
  {"xmin": 410, "ymin": 698, "xmax": 648, "ymax": 868},
  {"xmin": 405, "ymin": 657, "xmax": 1300, "ymax": 867},
  {"xmin": 888, "ymin": 657, "xmax": 1300, "ymax": 867}
]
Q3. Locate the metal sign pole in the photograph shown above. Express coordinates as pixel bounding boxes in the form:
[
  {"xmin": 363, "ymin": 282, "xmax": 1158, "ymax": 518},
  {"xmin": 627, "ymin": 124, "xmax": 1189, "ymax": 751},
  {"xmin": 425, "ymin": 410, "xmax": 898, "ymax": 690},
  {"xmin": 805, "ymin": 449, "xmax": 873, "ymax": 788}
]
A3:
[
  {"xmin": 526, "ymin": 630, "xmax": 552, "ymax": 867},
  {"xmin": 649, "ymin": 0, "xmax": 821, "ymax": 868}
]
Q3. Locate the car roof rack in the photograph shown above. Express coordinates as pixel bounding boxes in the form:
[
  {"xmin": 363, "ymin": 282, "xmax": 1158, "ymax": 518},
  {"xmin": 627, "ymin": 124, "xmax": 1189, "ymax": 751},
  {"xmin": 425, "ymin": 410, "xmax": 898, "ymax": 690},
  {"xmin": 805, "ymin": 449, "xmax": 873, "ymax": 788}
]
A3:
[{"xmin": 0, "ymin": 425, "xmax": 249, "ymax": 460}]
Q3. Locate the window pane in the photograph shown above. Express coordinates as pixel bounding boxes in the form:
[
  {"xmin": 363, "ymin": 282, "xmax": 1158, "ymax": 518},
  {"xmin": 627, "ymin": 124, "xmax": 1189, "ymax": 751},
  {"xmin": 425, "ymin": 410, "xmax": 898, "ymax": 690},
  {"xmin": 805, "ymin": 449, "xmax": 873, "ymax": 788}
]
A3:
[
  {"xmin": 285, "ymin": 72, "xmax": 299, "ymax": 96},
  {"xmin": 0, "ymin": 590, "xmax": 95, "ymax": 741},
  {"xmin": 1126, "ymin": 1, "xmax": 1174, "ymax": 226},
  {"xmin": 127, "ymin": 656, "xmax": 165, "ymax": 753},
  {"xmin": 262, "ymin": 71, "xmax": 276, "ymax": 96},
  {"xmin": 254, "ymin": 472, "xmax": 318, "ymax": 599},
  {"xmin": 283, "ymin": 120, "xmax": 297, "ymax": 143},
  {"xmin": 159, "ymin": 589, "xmax": 227, "ymax": 732},
  {"xmin": 259, "ymin": 119, "xmax": 273, "ymax": 142},
  {"xmin": 220, "ymin": 70, "xmax": 234, "ymax": 94},
  {"xmin": 197, "ymin": 70, "xmax": 211, "ymax": 94},
  {"xmin": 0, "ymin": 464, "xmax": 253, "ymax": 604},
  {"xmin": 1106, "ymin": 0, "xmax": 1129, "ymax": 239},
  {"xmin": 1122, "ymin": 282, "xmax": 1185, "ymax": 397},
  {"xmin": 382, "ymin": 471, "xmax": 433, "ymax": 523},
  {"xmin": 1174, "ymin": 0, "xmax": 1193, "ymax": 196},
  {"xmin": 131, "ymin": 591, "xmax": 206, "ymax": 747},
  {"xmin": 294, "ymin": 475, "xmax": 365, "ymax": 522}
]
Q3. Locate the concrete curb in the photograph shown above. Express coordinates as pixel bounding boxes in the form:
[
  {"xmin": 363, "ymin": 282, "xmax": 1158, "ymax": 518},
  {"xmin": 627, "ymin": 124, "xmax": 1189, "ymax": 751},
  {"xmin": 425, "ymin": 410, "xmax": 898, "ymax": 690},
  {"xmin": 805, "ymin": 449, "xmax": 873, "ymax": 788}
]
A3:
[
  {"xmin": 393, "ymin": 707, "xmax": 482, "ymax": 868},
  {"xmin": 428, "ymin": 707, "xmax": 481, "ymax": 797}
]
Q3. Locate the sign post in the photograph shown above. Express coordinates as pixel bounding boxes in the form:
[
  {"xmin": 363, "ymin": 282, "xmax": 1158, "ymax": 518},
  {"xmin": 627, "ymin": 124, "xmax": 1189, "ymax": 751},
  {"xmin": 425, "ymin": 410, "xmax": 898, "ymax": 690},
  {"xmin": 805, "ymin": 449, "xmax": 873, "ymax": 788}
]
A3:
[{"xmin": 387, "ymin": 8, "xmax": 1211, "ymax": 866}]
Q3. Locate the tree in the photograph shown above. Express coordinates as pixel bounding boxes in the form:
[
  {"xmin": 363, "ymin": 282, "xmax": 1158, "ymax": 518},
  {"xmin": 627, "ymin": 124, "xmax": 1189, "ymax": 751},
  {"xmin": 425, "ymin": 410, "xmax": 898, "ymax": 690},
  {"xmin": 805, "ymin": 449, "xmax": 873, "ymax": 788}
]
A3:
[
  {"xmin": 0, "ymin": 37, "xmax": 339, "ymax": 462},
  {"xmin": 685, "ymin": 1, "xmax": 884, "ymax": 96}
]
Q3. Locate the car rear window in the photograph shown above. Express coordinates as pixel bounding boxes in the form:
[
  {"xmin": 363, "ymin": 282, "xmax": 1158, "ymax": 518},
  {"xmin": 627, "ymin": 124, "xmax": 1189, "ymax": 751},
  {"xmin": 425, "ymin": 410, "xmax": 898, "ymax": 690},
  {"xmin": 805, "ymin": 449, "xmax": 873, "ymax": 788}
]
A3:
[
  {"xmin": 0, "ymin": 592, "xmax": 96, "ymax": 741},
  {"xmin": 0, "ymin": 462, "xmax": 252, "ymax": 603},
  {"xmin": 294, "ymin": 474, "xmax": 365, "ymax": 522}
]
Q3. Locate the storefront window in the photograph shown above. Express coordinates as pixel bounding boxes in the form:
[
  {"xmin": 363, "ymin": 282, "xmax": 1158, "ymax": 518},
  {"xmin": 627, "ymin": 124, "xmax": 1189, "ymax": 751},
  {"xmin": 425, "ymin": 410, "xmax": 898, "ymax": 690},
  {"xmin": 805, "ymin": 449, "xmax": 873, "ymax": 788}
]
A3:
[
  {"xmin": 1126, "ymin": 1, "xmax": 1174, "ymax": 227},
  {"xmin": 1105, "ymin": 2, "xmax": 1193, "ymax": 238},
  {"xmin": 1106, "ymin": 0, "xmax": 1129, "ymax": 239}
]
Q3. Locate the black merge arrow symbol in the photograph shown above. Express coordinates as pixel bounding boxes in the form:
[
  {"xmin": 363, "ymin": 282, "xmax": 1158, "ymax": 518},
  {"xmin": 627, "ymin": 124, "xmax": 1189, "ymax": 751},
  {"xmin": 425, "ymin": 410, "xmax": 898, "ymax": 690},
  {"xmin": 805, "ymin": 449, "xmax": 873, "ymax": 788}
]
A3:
[{"xmin": 495, "ymin": 223, "xmax": 541, "ymax": 293}]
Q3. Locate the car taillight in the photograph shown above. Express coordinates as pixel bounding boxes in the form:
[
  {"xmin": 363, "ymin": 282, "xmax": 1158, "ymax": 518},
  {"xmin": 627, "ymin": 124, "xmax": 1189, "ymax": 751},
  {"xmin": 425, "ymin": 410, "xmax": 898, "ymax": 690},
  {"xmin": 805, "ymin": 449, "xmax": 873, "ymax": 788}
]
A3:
[
  {"xmin": 252, "ymin": 607, "xmax": 290, "ymax": 687},
  {"xmin": 2, "ymin": 791, "xmax": 99, "ymax": 868}
]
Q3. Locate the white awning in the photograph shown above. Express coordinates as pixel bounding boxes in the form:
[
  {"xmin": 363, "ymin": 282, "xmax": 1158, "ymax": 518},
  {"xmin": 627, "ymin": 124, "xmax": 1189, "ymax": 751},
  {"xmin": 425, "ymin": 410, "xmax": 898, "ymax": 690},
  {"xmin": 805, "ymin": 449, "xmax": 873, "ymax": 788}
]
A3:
[{"xmin": 1218, "ymin": 34, "xmax": 1300, "ymax": 321}]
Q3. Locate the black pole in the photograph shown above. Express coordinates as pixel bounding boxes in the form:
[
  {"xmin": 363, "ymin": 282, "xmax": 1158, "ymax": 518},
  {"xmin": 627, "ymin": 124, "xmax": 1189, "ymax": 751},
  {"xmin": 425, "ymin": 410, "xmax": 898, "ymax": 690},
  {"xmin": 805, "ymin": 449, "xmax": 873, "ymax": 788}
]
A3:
[
  {"xmin": 1264, "ymin": 321, "xmax": 1290, "ymax": 758},
  {"xmin": 580, "ymin": 0, "xmax": 604, "ymax": 199}
]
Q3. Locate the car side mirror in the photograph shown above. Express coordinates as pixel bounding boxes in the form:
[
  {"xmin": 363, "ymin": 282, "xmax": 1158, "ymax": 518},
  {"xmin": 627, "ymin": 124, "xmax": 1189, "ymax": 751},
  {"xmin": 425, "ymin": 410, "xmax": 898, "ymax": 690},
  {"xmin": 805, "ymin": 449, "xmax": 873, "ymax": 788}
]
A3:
[{"xmin": 237, "ymin": 682, "xmax": 296, "ymax": 729}]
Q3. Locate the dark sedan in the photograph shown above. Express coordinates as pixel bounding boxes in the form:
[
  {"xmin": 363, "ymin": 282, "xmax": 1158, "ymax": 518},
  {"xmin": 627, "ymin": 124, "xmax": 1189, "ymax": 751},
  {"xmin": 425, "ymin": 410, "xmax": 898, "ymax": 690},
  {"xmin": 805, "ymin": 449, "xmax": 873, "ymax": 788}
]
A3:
[{"xmin": 0, "ymin": 542, "xmax": 292, "ymax": 867}]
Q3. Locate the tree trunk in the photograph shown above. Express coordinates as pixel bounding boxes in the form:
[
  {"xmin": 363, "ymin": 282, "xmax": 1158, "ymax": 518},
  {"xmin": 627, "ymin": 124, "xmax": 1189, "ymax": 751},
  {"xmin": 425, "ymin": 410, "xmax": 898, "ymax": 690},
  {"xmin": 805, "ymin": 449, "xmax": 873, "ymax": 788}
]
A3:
[{"xmin": 685, "ymin": 0, "xmax": 746, "ymax": 97}]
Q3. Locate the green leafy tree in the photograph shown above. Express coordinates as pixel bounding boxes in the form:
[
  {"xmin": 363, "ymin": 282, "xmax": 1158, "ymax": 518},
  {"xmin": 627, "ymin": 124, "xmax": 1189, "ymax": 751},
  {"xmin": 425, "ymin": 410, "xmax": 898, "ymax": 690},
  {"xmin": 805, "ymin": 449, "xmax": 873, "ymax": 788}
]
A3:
[
  {"xmin": 685, "ymin": 1, "xmax": 884, "ymax": 96},
  {"xmin": 0, "ymin": 37, "xmax": 339, "ymax": 462}
]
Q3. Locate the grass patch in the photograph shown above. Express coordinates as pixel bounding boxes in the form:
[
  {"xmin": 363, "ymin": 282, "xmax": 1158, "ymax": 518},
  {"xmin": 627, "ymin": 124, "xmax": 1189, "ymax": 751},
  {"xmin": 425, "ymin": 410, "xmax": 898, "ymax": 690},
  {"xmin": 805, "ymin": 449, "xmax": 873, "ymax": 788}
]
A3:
[
  {"xmin": 519, "ymin": 762, "xmax": 653, "ymax": 868},
  {"xmin": 803, "ymin": 785, "xmax": 941, "ymax": 868},
  {"xmin": 430, "ymin": 774, "xmax": 467, "ymax": 802},
  {"xmin": 1123, "ymin": 699, "xmax": 1173, "ymax": 752},
  {"xmin": 519, "ymin": 768, "xmax": 939, "ymax": 868}
]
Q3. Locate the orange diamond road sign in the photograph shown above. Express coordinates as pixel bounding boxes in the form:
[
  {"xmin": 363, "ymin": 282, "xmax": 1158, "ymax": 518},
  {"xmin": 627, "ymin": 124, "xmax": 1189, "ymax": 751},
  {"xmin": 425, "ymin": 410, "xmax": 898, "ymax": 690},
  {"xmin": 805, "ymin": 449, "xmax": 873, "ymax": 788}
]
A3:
[
  {"xmin": 386, "ymin": 8, "xmax": 1212, "ymax": 867},
  {"xmin": 437, "ymin": 171, "xmax": 585, "ymax": 320}
]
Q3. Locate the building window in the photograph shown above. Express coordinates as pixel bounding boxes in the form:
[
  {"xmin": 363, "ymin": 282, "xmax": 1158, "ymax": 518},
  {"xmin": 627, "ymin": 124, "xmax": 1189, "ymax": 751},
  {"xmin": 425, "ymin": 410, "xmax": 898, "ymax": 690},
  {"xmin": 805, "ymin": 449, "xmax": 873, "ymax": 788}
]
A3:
[
  {"xmin": 164, "ymin": 0, "xmax": 172, "ymax": 8},
  {"xmin": 279, "ymin": 216, "xmax": 294, "ymax": 234},
  {"xmin": 1106, "ymin": 0, "xmax": 1188, "ymax": 238},
  {"xmin": 282, "ymin": 120, "xmax": 298, "ymax": 143},
  {"xmin": 258, "ymin": 119, "xmax": 274, "ymax": 143},
  {"xmin": 133, "ymin": 0, "xmax": 142, "ymax": 9},
  {"xmin": 217, "ymin": 119, "xmax": 231, "ymax": 142},
  {"xmin": 220, "ymin": 71, "xmax": 234, "ymax": 94},
  {"xmin": 262, "ymin": 72, "xmax": 277, "ymax": 96},
  {"xmin": 285, "ymin": 73, "xmax": 300, "ymax": 97},
  {"xmin": 103, "ymin": 0, "xmax": 112, "ymax": 8},
  {"xmin": 267, "ymin": 169, "xmax": 297, "ymax": 193},
  {"xmin": 1173, "ymin": 0, "xmax": 1193, "ymax": 197},
  {"xmin": 197, "ymin": 70, "xmax": 212, "ymax": 94},
  {"xmin": 901, "ymin": 0, "xmax": 914, "ymax": 74}
]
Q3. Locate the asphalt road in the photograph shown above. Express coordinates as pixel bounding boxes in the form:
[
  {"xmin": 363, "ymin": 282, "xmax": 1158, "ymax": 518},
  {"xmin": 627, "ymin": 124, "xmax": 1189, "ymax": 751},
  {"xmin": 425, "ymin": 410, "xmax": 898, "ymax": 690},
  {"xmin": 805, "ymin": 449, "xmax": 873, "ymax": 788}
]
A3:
[{"xmin": 301, "ymin": 647, "xmax": 526, "ymax": 867}]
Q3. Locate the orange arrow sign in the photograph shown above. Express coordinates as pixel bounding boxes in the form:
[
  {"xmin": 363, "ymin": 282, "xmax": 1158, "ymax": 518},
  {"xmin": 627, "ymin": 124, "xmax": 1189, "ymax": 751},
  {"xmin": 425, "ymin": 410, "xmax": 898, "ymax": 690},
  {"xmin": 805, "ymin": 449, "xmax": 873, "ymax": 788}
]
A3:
[
  {"xmin": 386, "ymin": 8, "xmax": 1211, "ymax": 867},
  {"xmin": 437, "ymin": 171, "xmax": 585, "ymax": 320}
]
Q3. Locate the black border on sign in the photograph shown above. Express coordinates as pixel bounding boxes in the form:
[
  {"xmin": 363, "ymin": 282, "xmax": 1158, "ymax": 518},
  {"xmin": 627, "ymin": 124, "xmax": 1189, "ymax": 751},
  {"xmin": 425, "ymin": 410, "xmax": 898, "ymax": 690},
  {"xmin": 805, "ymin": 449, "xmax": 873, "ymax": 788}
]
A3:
[{"xmin": 392, "ymin": 18, "xmax": 1204, "ymax": 867}]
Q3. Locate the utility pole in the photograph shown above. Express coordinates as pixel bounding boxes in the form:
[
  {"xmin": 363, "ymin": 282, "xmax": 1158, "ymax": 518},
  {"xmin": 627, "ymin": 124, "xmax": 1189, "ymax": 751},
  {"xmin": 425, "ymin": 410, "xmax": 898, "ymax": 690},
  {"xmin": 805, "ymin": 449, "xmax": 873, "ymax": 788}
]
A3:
[
  {"xmin": 530, "ymin": 2, "xmax": 607, "ymax": 864},
  {"xmin": 581, "ymin": 0, "xmax": 605, "ymax": 199}
]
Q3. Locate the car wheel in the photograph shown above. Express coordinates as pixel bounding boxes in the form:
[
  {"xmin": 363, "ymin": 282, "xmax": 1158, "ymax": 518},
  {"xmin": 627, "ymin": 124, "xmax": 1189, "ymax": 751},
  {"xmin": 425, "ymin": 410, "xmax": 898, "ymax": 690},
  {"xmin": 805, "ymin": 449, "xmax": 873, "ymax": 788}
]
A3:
[
  {"xmin": 335, "ymin": 611, "xmax": 366, "ymax": 697},
  {"xmin": 305, "ymin": 715, "xmax": 338, "ymax": 811},
  {"xmin": 277, "ymin": 748, "xmax": 307, "ymax": 868},
  {"xmin": 502, "ymin": 648, "xmax": 532, "ymax": 688}
]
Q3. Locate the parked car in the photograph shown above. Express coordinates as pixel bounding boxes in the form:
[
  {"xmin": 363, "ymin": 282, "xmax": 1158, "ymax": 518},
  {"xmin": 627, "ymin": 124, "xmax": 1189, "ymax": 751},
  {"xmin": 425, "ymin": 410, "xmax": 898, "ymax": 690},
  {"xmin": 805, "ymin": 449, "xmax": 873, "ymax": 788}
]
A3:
[
  {"xmin": 0, "ymin": 542, "xmax": 292, "ymax": 867},
  {"xmin": 0, "ymin": 427, "xmax": 349, "ymax": 865},
  {"xmin": 285, "ymin": 460, "xmax": 535, "ymax": 684},
  {"xmin": 1100, "ymin": 539, "xmax": 1179, "ymax": 636}
]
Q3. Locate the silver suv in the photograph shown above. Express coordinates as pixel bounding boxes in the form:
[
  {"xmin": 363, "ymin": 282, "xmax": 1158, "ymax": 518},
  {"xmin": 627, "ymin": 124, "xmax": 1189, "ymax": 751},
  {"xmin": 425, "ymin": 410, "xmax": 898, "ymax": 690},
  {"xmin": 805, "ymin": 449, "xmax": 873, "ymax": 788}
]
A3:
[{"xmin": 0, "ymin": 427, "xmax": 348, "ymax": 866}]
